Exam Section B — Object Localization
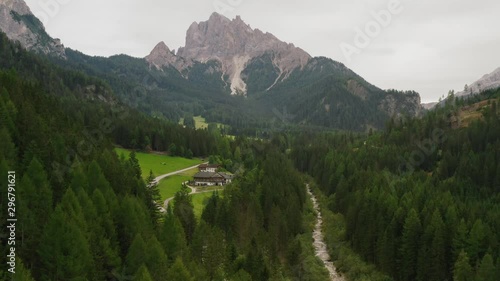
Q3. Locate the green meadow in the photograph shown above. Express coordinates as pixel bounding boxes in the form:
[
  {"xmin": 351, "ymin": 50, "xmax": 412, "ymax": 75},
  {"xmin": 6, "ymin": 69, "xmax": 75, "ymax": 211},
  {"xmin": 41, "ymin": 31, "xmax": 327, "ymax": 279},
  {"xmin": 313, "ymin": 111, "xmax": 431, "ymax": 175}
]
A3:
[
  {"xmin": 114, "ymin": 147, "xmax": 203, "ymax": 179},
  {"xmin": 157, "ymin": 168, "xmax": 198, "ymax": 202},
  {"xmin": 179, "ymin": 115, "xmax": 226, "ymax": 130}
]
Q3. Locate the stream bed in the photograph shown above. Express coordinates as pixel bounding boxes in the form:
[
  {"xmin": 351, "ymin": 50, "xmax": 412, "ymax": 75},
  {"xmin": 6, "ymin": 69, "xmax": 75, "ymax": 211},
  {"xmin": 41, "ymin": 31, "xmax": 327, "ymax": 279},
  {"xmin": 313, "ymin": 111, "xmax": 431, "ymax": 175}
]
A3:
[{"xmin": 307, "ymin": 184, "xmax": 345, "ymax": 281}]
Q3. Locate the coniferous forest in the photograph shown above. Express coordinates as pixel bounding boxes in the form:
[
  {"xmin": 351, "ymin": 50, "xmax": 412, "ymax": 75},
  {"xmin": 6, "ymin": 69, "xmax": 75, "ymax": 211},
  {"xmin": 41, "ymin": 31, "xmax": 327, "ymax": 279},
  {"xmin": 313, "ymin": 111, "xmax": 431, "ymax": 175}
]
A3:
[
  {"xmin": 0, "ymin": 32, "xmax": 329, "ymax": 280},
  {"xmin": 292, "ymin": 89, "xmax": 500, "ymax": 281},
  {"xmin": 1, "ymin": 20, "xmax": 500, "ymax": 281}
]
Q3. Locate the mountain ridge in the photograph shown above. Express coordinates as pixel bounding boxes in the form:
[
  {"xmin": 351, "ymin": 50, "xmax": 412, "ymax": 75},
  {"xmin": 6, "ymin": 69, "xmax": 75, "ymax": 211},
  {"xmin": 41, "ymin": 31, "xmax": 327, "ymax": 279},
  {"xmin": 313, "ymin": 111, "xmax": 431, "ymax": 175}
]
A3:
[
  {"xmin": 0, "ymin": 0, "xmax": 65, "ymax": 57},
  {"xmin": 456, "ymin": 67, "xmax": 500, "ymax": 97},
  {"xmin": 146, "ymin": 12, "xmax": 311, "ymax": 95},
  {"xmin": 0, "ymin": 1, "xmax": 424, "ymax": 131}
]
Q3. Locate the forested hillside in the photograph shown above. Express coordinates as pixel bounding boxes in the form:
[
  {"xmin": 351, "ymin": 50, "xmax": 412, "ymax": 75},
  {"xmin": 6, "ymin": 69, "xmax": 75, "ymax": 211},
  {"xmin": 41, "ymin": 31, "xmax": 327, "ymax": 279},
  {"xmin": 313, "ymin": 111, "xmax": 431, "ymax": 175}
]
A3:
[
  {"xmin": 292, "ymin": 90, "xmax": 500, "ymax": 281},
  {"xmin": 0, "ymin": 32, "xmax": 331, "ymax": 281}
]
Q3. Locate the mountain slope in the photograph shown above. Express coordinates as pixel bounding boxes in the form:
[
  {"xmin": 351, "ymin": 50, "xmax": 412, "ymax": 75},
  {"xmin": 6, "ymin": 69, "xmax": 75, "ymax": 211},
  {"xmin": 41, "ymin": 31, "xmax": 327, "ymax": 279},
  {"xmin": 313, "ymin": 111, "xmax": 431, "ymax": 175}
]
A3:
[
  {"xmin": 456, "ymin": 67, "xmax": 500, "ymax": 97},
  {"xmin": 144, "ymin": 13, "xmax": 422, "ymax": 130},
  {"xmin": 0, "ymin": 0, "xmax": 65, "ymax": 57},
  {"xmin": 0, "ymin": 2, "xmax": 423, "ymax": 132}
]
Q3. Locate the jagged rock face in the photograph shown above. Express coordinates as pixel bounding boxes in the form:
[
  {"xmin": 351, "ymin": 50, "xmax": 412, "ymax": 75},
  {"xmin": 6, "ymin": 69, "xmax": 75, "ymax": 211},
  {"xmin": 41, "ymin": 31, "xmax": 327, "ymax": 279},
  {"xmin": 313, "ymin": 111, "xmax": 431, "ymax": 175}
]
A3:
[
  {"xmin": 380, "ymin": 91, "xmax": 423, "ymax": 118},
  {"xmin": 147, "ymin": 12, "xmax": 311, "ymax": 95},
  {"xmin": 456, "ymin": 67, "xmax": 500, "ymax": 97},
  {"xmin": 0, "ymin": 0, "xmax": 65, "ymax": 57},
  {"xmin": 145, "ymin": 41, "xmax": 193, "ymax": 71}
]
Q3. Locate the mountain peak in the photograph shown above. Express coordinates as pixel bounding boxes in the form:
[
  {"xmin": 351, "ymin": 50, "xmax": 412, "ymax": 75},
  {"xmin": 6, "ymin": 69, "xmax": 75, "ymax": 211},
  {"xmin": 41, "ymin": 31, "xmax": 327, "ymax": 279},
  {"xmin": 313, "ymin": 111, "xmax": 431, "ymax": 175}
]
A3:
[
  {"xmin": 165, "ymin": 14, "xmax": 311, "ymax": 95},
  {"xmin": 209, "ymin": 11, "xmax": 231, "ymax": 22},
  {"xmin": 0, "ymin": 0, "xmax": 65, "ymax": 57},
  {"xmin": 146, "ymin": 41, "xmax": 191, "ymax": 70},
  {"xmin": 152, "ymin": 41, "xmax": 170, "ymax": 54}
]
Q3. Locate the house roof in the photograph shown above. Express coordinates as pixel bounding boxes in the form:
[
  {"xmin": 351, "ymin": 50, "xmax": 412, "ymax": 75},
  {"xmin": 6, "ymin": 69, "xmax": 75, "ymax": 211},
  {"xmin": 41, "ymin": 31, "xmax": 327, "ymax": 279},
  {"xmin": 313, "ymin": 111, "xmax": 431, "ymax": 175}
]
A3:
[
  {"xmin": 199, "ymin": 164, "xmax": 220, "ymax": 169},
  {"xmin": 194, "ymin": 172, "xmax": 224, "ymax": 179},
  {"xmin": 219, "ymin": 173, "xmax": 234, "ymax": 179}
]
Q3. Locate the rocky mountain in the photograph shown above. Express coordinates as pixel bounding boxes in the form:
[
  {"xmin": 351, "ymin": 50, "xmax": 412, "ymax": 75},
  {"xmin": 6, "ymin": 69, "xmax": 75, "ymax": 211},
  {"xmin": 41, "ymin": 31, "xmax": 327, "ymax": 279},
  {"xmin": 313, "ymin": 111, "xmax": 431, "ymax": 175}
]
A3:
[
  {"xmin": 143, "ymin": 12, "xmax": 422, "ymax": 130},
  {"xmin": 147, "ymin": 12, "xmax": 311, "ymax": 96},
  {"xmin": 1, "ymin": 1, "xmax": 422, "ymax": 131},
  {"xmin": 456, "ymin": 67, "xmax": 500, "ymax": 97},
  {"xmin": 0, "ymin": 0, "xmax": 65, "ymax": 57}
]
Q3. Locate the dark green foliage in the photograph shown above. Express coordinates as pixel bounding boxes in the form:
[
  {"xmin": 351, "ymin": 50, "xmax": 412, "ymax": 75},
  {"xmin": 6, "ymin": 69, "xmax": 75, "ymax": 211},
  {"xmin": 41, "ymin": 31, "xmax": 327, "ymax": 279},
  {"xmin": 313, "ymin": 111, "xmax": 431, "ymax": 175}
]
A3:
[
  {"xmin": 453, "ymin": 251, "xmax": 474, "ymax": 281},
  {"xmin": 173, "ymin": 185, "xmax": 197, "ymax": 242},
  {"xmin": 134, "ymin": 265, "xmax": 153, "ymax": 281},
  {"xmin": 166, "ymin": 258, "xmax": 193, "ymax": 281},
  {"xmin": 159, "ymin": 207, "xmax": 187, "ymax": 261},
  {"xmin": 476, "ymin": 254, "xmax": 497, "ymax": 281},
  {"xmin": 291, "ymin": 88, "xmax": 500, "ymax": 281},
  {"xmin": 0, "ymin": 32, "xmax": 321, "ymax": 280},
  {"xmin": 183, "ymin": 115, "xmax": 196, "ymax": 129},
  {"xmin": 37, "ymin": 199, "xmax": 92, "ymax": 280}
]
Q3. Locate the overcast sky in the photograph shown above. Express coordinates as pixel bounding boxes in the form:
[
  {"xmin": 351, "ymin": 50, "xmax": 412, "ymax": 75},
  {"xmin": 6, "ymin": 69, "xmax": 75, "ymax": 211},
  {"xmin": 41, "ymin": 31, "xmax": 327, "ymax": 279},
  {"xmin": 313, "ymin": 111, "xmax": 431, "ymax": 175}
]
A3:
[{"xmin": 24, "ymin": 0, "xmax": 500, "ymax": 103}]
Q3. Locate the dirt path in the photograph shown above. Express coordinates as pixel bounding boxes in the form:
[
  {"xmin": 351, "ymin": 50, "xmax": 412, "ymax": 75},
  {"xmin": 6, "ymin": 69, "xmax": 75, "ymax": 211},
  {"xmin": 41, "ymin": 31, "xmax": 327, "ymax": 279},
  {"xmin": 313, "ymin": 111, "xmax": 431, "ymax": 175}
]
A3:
[
  {"xmin": 153, "ymin": 162, "xmax": 208, "ymax": 184},
  {"xmin": 161, "ymin": 184, "xmax": 223, "ymax": 211},
  {"xmin": 152, "ymin": 162, "xmax": 223, "ymax": 212},
  {"xmin": 307, "ymin": 184, "xmax": 345, "ymax": 281}
]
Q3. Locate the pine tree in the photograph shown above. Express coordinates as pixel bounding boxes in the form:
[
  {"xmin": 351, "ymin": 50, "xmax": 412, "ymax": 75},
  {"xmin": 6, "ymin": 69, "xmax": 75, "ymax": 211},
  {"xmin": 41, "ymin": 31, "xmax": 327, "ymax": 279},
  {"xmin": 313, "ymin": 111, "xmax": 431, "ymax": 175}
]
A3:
[
  {"xmin": 145, "ymin": 236, "xmax": 169, "ymax": 281},
  {"xmin": 467, "ymin": 219, "xmax": 488, "ymax": 266},
  {"xmin": 166, "ymin": 258, "xmax": 193, "ymax": 281},
  {"xmin": 91, "ymin": 189, "xmax": 118, "ymax": 246},
  {"xmin": 428, "ymin": 210, "xmax": 447, "ymax": 281},
  {"xmin": 145, "ymin": 170, "xmax": 161, "ymax": 223},
  {"xmin": 453, "ymin": 250, "xmax": 474, "ymax": 281},
  {"xmin": 117, "ymin": 196, "xmax": 154, "ymax": 254},
  {"xmin": 400, "ymin": 209, "xmax": 421, "ymax": 281},
  {"xmin": 201, "ymin": 191, "xmax": 219, "ymax": 226},
  {"xmin": 173, "ymin": 185, "xmax": 196, "ymax": 242},
  {"xmin": 476, "ymin": 253, "xmax": 496, "ymax": 281},
  {"xmin": 159, "ymin": 206, "xmax": 187, "ymax": 260},
  {"xmin": 453, "ymin": 219, "xmax": 469, "ymax": 259},
  {"xmin": 0, "ymin": 127, "xmax": 16, "ymax": 165},
  {"xmin": 129, "ymin": 151, "xmax": 142, "ymax": 179},
  {"xmin": 18, "ymin": 158, "xmax": 53, "ymax": 267},
  {"xmin": 125, "ymin": 234, "xmax": 147, "ymax": 277},
  {"xmin": 12, "ymin": 258, "xmax": 35, "ymax": 281},
  {"xmin": 134, "ymin": 265, "xmax": 153, "ymax": 281},
  {"xmin": 202, "ymin": 226, "xmax": 227, "ymax": 279},
  {"xmin": 37, "ymin": 205, "xmax": 93, "ymax": 281},
  {"xmin": 76, "ymin": 188, "xmax": 121, "ymax": 280}
]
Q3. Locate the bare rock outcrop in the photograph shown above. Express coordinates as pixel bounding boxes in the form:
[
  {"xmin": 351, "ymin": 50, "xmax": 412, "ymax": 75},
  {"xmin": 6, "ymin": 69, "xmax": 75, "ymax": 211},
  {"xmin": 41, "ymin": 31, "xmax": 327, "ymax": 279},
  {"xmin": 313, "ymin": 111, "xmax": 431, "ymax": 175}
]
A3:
[
  {"xmin": 145, "ymin": 41, "xmax": 192, "ymax": 71},
  {"xmin": 147, "ymin": 12, "xmax": 311, "ymax": 95},
  {"xmin": 456, "ymin": 67, "xmax": 500, "ymax": 97},
  {"xmin": 0, "ymin": 0, "xmax": 65, "ymax": 57}
]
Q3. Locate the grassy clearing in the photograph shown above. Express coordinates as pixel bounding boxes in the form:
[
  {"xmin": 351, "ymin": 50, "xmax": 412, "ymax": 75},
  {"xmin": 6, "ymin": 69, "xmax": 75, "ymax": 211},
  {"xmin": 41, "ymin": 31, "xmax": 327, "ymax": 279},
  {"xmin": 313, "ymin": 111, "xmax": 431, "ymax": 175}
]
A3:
[
  {"xmin": 191, "ymin": 191, "xmax": 223, "ymax": 219},
  {"xmin": 157, "ymin": 168, "xmax": 198, "ymax": 201},
  {"xmin": 456, "ymin": 99, "xmax": 496, "ymax": 128},
  {"xmin": 179, "ymin": 116, "xmax": 227, "ymax": 130},
  {"xmin": 114, "ymin": 147, "xmax": 203, "ymax": 179}
]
